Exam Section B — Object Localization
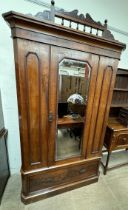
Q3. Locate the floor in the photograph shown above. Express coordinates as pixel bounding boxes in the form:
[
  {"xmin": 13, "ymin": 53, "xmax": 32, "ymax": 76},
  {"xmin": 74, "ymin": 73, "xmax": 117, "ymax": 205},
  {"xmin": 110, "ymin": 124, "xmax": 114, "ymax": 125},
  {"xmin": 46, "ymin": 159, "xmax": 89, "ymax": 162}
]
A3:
[{"xmin": 0, "ymin": 150, "xmax": 128, "ymax": 210}]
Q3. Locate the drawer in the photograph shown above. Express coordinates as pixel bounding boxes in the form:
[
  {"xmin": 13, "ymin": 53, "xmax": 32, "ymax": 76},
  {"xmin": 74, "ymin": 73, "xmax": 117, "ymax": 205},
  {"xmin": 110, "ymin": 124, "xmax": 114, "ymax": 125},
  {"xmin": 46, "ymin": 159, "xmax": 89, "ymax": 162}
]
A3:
[
  {"xmin": 28, "ymin": 160, "xmax": 99, "ymax": 193},
  {"xmin": 116, "ymin": 133, "xmax": 128, "ymax": 148}
]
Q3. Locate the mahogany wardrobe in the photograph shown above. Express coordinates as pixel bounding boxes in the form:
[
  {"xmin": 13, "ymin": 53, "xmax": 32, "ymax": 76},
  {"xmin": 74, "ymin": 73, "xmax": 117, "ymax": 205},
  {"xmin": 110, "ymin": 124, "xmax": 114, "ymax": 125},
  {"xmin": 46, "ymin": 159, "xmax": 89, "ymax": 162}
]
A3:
[{"xmin": 3, "ymin": 0, "xmax": 125, "ymax": 204}]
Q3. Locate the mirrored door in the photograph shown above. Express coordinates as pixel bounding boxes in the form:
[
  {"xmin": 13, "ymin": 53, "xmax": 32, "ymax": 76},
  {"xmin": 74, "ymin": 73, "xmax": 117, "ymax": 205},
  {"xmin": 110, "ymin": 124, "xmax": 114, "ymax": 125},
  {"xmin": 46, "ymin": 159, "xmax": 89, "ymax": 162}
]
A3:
[
  {"xmin": 56, "ymin": 58, "xmax": 91, "ymax": 160},
  {"xmin": 48, "ymin": 47, "xmax": 99, "ymax": 164}
]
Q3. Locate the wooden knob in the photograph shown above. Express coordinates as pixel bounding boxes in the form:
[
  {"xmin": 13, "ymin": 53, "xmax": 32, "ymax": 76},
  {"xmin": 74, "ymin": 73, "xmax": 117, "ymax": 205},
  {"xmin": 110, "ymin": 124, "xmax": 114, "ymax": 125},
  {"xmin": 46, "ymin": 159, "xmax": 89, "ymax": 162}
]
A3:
[
  {"xmin": 79, "ymin": 168, "xmax": 86, "ymax": 174},
  {"xmin": 122, "ymin": 137, "xmax": 127, "ymax": 142},
  {"xmin": 51, "ymin": 0, "xmax": 55, "ymax": 6}
]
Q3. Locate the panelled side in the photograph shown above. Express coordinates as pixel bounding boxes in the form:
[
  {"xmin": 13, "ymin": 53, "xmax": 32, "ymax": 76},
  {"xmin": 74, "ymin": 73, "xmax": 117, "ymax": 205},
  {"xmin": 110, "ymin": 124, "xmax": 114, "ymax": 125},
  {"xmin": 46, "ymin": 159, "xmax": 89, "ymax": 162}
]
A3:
[
  {"xmin": 86, "ymin": 57, "xmax": 118, "ymax": 158},
  {"xmin": 13, "ymin": 38, "xmax": 49, "ymax": 170}
]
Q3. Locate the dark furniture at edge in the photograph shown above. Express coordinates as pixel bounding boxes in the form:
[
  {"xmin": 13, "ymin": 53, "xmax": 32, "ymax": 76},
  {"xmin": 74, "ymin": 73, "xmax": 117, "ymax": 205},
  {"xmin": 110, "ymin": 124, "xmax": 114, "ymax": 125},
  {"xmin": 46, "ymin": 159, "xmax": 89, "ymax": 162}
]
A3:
[
  {"xmin": 101, "ymin": 118, "xmax": 128, "ymax": 174},
  {"xmin": 0, "ymin": 91, "xmax": 10, "ymax": 204},
  {"xmin": 101, "ymin": 68, "xmax": 128, "ymax": 174},
  {"xmin": 0, "ymin": 129, "xmax": 9, "ymax": 204},
  {"xmin": 111, "ymin": 68, "xmax": 128, "ymax": 109}
]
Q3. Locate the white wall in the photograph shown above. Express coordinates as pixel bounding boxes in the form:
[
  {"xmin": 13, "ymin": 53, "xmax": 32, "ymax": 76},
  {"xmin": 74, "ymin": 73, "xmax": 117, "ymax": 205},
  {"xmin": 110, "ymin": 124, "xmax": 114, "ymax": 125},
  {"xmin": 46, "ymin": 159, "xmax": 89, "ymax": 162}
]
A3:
[{"xmin": 0, "ymin": 0, "xmax": 128, "ymax": 174}]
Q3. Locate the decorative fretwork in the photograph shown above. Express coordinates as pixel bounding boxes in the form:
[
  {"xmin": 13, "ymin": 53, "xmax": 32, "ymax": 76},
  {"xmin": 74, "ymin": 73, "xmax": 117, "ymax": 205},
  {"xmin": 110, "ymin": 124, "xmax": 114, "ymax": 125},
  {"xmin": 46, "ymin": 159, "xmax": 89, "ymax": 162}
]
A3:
[{"xmin": 28, "ymin": 0, "xmax": 115, "ymax": 41}]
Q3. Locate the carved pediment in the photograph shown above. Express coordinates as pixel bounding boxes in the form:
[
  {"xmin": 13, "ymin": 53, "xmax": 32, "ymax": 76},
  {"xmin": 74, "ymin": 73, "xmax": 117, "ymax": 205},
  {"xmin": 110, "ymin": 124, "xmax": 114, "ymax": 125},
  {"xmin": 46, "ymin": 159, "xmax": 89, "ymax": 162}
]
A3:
[{"xmin": 27, "ymin": 0, "xmax": 115, "ymax": 41}]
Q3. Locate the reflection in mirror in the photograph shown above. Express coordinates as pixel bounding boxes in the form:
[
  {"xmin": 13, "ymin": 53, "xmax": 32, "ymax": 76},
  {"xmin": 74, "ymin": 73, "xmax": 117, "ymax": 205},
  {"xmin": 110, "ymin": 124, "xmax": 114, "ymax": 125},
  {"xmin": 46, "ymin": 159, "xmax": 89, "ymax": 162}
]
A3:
[{"xmin": 56, "ymin": 59, "xmax": 91, "ymax": 160}]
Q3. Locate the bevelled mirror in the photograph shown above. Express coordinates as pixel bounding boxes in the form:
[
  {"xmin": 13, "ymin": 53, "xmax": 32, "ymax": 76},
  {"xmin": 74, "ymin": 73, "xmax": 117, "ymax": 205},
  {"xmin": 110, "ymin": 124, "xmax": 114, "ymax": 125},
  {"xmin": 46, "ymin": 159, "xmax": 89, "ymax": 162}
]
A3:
[{"xmin": 56, "ymin": 58, "xmax": 91, "ymax": 160}]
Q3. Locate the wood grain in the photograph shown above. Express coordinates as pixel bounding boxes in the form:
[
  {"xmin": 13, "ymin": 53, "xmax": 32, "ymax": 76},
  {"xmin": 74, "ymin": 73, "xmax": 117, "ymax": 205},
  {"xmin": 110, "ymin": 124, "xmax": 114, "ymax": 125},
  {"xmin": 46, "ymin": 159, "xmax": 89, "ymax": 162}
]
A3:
[{"xmin": 3, "ymin": 9, "xmax": 125, "ymax": 204}]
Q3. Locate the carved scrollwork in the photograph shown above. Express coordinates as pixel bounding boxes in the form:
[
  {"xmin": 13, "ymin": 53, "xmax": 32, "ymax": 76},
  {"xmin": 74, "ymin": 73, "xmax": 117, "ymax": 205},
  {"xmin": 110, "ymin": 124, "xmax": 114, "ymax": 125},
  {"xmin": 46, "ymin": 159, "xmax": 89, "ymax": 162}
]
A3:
[
  {"xmin": 56, "ymin": 9, "xmax": 103, "ymax": 27},
  {"xmin": 85, "ymin": 13, "xmax": 102, "ymax": 26},
  {"xmin": 27, "ymin": 10, "xmax": 51, "ymax": 21},
  {"xmin": 27, "ymin": 9, "xmax": 103, "ymax": 28},
  {"xmin": 26, "ymin": 0, "xmax": 115, "ymax": 41},
  {"xmin": 35, "ymin": 11, "xmax": 51, "ymax": 20},
  {"xmin": 102, "ymin": 29, "xmax": 115, "ymax": 40}
]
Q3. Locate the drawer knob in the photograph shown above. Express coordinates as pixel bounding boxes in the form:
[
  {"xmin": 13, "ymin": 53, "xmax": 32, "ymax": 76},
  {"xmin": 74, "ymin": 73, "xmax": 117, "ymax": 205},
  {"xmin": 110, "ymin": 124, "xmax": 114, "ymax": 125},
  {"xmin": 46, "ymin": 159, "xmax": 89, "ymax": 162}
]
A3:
[
  {"xmin": 79, "ymin": 168, "xmax": 86, "ymax": 174},
  {"xmin": 46, "ymin": 177, "xmax": 53, "ymax": 183},
  {"xmin": 122, "ymin": 137, "xmax": 127, "ymax": 142}
]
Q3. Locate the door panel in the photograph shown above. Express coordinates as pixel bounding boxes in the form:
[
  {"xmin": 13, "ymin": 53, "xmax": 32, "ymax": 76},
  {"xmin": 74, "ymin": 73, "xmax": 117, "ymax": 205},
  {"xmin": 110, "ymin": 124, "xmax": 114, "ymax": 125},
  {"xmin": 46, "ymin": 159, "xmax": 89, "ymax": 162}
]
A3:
[
  {"xmin": 26, "ymin": 53, "xmax": 41, "ymax": 164},
  {"xmin": 48, "ymin": 46, "xmax": 99, "ymax": 165},
  {"xmin": 86, "ymin": 57, "xmax": 118, "ymax": 158},
  {"xmin": 91, "ymin": 66, "xmax": 113, "ymax": 153},
  {"xmin": 15, "ymin": 39, "xmax": 49, "ymax": 170}
]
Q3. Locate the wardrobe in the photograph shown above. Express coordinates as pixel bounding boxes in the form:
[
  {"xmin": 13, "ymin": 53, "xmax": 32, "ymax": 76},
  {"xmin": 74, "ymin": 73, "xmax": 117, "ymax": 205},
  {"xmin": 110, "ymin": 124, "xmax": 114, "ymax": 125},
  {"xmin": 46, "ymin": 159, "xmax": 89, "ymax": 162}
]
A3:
[{"xmin": 3, "ymin": 1, "xmax": 125, "ymax": 204}]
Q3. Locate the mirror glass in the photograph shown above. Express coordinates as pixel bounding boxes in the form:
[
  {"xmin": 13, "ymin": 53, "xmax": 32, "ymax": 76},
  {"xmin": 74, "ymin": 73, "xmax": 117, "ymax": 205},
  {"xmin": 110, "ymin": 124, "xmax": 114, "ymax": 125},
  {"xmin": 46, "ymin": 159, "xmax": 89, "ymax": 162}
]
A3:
[{"xmin": 56, "ymin": 59, "xmax": 91, "ymax": 160}]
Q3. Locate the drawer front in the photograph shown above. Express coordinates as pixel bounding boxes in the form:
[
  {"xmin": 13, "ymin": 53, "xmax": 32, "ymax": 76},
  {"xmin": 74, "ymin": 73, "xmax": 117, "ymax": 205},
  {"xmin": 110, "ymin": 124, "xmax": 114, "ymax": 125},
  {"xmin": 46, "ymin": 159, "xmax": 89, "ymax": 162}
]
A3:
[
  {"xmin": 116, "ymin": 133, "xmax": 128, "ymax": 148},
  {"xmin": 29, "ymin": 160, "xmax": 99, "ymax": 193}
]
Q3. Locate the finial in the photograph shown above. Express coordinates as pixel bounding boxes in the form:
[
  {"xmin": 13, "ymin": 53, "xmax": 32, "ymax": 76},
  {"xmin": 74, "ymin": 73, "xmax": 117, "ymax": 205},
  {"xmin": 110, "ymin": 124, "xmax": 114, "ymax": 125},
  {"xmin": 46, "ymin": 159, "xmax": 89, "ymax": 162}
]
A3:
[
  {"xmin": 51, "ymin": 0, "xmax": 55, "ymax": 6},
  {"xmin": 104, "ymin": 19, "xmax": 108, "ymax": 28}
]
